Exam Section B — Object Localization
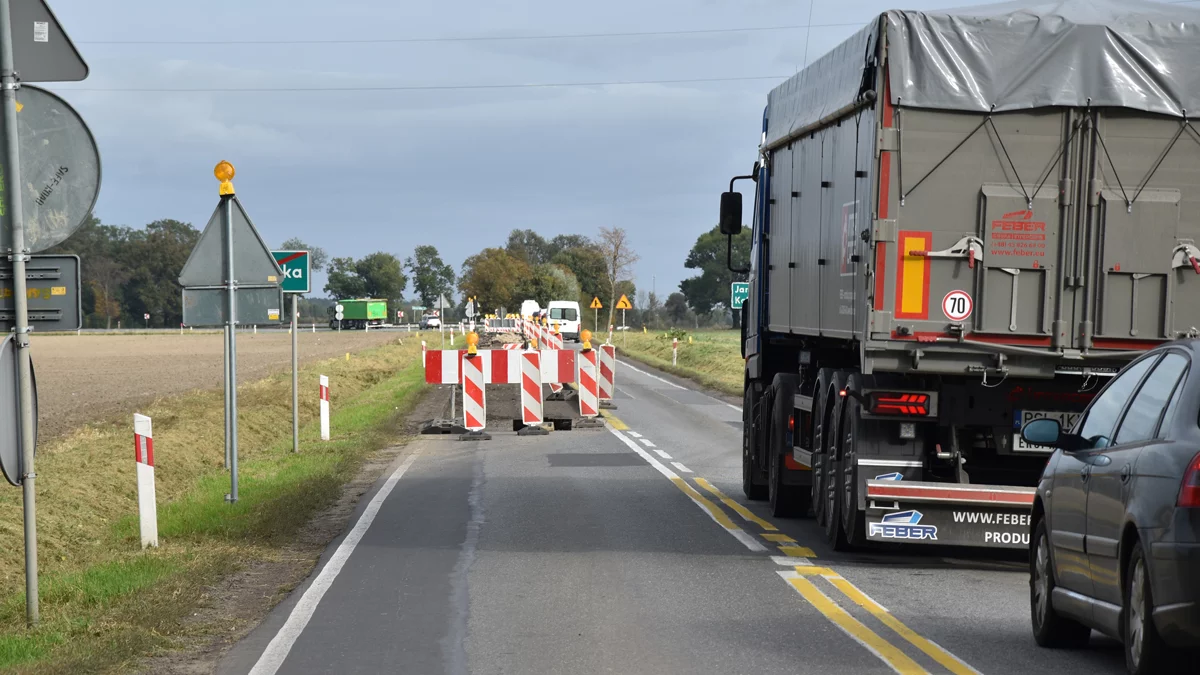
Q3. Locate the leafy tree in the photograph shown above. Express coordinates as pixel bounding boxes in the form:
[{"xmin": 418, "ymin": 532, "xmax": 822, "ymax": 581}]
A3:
[
  {"xmin": 547, "ymin": 234, "xmax": 591, "ymax": 259},
  {"xmin": 598, "ymin": 227, "xmax": 640, "ymax": 329},
  {"xmin": 679, "ymin": 225, "xmax": 751, "ymax": 326},
  {"xmin": 324, "ymin": 257, "xmax": 368, "ymax": 299},
  {"xmin": 279, "ymin": 237, "xmax": 329, "ymax": 272},
  {"xmin": 123, "ymin": 219, "xmax": 201, "ymax": 326},
  {"xmin": 515, "ymin": 263, "xmax": 579, "ymax": 307},
  {"xmin": 664, "ymin": 292, "xmax": 690, "ymax": 324},
  {"xmin": 459, "ymin": 247, "xmax": 529, "ymax": 310},
  {"xmin": 505, "ymin": 229, "xmax": 551, "ymax": 266},
  {"xmin": 324, "ymin": 252, "xmax": 407, "ymax": 304},
  {"xmin": 405, "ymin": 245, "xmax": 456, "ymax": 308},
  {"xmin": 551, "ymin": 245, "xmax": 607, "ymax": 303},
  {"xmin": 88, "ymin": 257, "xmax": 129, "ymax": 329}
]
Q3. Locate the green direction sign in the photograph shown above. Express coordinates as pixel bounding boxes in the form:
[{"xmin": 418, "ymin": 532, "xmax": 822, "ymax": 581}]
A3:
[
  {"xmin": 271, "ymin": 250, "xmax": 310, "ymax": 294},
  {"xmin": 731, "ymin": 282, "xmax": 750, "ymax": 310}
]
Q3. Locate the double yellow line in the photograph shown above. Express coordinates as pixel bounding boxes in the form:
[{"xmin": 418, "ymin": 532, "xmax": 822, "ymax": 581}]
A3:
[{"xmin": 603, "ymin": 410, "xmax": 979, "ymax": 675}]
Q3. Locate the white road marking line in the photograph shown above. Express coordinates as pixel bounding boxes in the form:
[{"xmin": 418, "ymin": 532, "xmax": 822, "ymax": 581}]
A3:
[
  {"xmin": 248, "ymin": 453, "xmax": 420, "ymax": 675},
  {"xmin": 617, "ymin": 386, "xmax": 636, "ymax": 399},
  {"xmin": 607, "ymin": 427, "xmax": 765, "ymax": 552},
  {"xmin": 671, "ymin": 462, "xmax": 693, "ymax": 473},
  {"xmin": 638, "ymin": 438, "xmax": 656, "ymax": 447},
  {"xmin": 653, "ymin": 449, "xmax": 673, "ymax": 460},
  {"xmin": 771, "ymin": 556, "xmax": 814, "ymax": 567},
  {"xmin": 626, "ymin": 431, "xmax": 643, "ymax": 438},
  {"xmin": 619, "ymin": 359, "xmax": 743, "ymax": 413}
]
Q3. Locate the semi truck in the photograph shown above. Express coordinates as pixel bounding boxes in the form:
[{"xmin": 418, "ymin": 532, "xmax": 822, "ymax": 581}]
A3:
[
  {"xmin": 721, "ymin": 0, "xmax": 1200, "ymax": 550},
  {"xmin": 331, "ymin": 299, "xmax": 388, "ymax": 330}
]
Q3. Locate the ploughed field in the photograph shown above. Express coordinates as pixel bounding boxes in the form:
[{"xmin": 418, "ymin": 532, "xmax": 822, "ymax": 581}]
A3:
[{"xmin": 29, "ymin": 331, "xmax": 405, "ymax": 439}]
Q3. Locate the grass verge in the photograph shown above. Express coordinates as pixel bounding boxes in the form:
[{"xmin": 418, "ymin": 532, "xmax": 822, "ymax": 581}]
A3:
[
  {"xmin": 0, "ymin": 338, "xmax": 427, "ymax": 673},
  {"xmin": 612, "ymin": 330, "xmax": 742, "ymax": 396}
]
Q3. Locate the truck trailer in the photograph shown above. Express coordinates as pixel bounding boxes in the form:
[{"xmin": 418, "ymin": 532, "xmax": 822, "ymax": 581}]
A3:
[
  {"xmin": 722, "ymin": 0, "xmax": 1200, "ymax": 550},
  {"xmin": 331, "ymin": 299, "xmax": 388, "ymax": 330}
]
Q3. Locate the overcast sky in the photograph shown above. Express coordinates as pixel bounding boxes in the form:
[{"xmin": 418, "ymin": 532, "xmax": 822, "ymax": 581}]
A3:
[{"xmin": 46, "ymin": 0, "xmax": 1191, "ymax": 301}]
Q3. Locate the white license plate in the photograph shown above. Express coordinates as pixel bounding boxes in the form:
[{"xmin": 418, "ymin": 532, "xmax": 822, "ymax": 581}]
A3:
[{"xmin": 1013, "ymin": 410, "xmax": 1080, "ymax": 452}]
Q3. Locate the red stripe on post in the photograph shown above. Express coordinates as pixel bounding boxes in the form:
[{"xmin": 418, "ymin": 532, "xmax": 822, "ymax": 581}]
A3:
[{"xmin": 144, "ymin": 437, "xmax": 155, "ymax": 467}]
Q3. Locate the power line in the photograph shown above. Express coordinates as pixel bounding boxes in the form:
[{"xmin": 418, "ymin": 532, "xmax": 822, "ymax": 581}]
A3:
[
  {"xmin": 75, "ymin": 23, "xmax": 866, "ymax": 46},
  {"xmin": 55, "ymin": 75, "xmax": 790, "ymax": 94}
]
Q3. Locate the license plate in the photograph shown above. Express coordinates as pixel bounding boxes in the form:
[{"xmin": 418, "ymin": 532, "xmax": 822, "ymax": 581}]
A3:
[{"xmin": 1013, "ymin": 410, "xmax": 1080, "ymax": 452}]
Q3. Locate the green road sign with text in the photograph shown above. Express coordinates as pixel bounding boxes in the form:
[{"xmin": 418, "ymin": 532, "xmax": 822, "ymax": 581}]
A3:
[
  {"xmin": 731, "ymin": 282, "xmax": 750, "ymax": 310},
  {"xmin": 271, "ymin": 250, "xmax": 310, "ymax": 294}
]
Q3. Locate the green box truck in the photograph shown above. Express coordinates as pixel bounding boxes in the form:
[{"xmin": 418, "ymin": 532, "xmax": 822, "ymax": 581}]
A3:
[{"xmin": 331, "ymin": 299, "xmax": 388, "ymax": 330}]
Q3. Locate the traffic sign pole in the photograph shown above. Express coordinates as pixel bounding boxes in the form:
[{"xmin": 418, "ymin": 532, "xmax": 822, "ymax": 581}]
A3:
[
  {"xmin": 221, "ymin": 187, "xmax": 240, "ymax": 504},
  {"xmin": 1, "ymin": 0, "xmax": 40, "ymax": 626},
  {"xmin": 291, "ymin": 294, "xmax": 299, "ymax": 454}
]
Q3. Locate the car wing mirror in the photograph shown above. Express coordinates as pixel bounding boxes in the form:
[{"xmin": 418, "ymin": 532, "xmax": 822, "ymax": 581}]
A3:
[{"xmin": 1021, "ymin": 418, "xmax": 1062, "ymax": 448}]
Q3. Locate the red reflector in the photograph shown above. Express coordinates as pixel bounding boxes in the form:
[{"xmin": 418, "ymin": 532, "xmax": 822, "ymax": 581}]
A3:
[
  {"xmin": 788, "ymin": 414, "xmax": 794, "ymax": 432},
  {"xmin": 868, "ymin": 392, "xmax": 930, "ymax": 416},
  {"xmin": 1179, "ymin": 452, "xmax": 1200, "ymax": 507}
]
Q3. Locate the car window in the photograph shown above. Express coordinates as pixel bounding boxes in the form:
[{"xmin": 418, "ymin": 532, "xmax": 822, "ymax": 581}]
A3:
[
  {"xmin": 550, "ymin": 308, "xmax": 578, "ymax": 321},
  {"xmin": 1160, "ymin": 370, "xmax": 1187, "ymax": 439},
  {"xmin": 1114, "ymin": 353, "xmax": 1188, "ymax": 445},
  {"xmin": 1075, "ymin": 355, "xmax": 1156, "ymax": 450}
]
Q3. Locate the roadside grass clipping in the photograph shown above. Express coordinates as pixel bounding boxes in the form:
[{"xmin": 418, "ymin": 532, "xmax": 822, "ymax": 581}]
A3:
[
  {"xmin": 0, "ymin": 339, "xmax": 426, "ymax": 673},
  {"xmin": 615, "ymin": 330, "xmax": 742, "ymax": 396}
]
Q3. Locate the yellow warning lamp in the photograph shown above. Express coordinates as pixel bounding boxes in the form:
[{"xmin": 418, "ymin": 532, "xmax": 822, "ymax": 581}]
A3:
[
  {"xmin": 214, "ymin": 160, "xmax": 236, "ymax": 196},
  {"xmin": 581, "ymin": 329, "xmax": 593, "ymax": 352},
  {"xmin": 466, "ymin": 331, "xmax": 480, "ymax": 357}
]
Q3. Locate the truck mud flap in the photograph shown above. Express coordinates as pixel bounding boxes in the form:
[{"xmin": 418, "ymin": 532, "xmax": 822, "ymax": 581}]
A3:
[{"xmin": 864, "ymin": 480, "xmax": 1036, "ymax": 549}]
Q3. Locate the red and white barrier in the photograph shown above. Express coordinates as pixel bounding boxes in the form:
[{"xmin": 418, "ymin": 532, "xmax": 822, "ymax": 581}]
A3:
[
  {"xmin": 319, "ymin": 375, "xmax": 330, "ymax": 441},
  {"xmin": 520, "ymin": 350, "xmax": 543, "ymax": 425},
  {"xmin": 598, "ymin": 344, "xmax": 616, "ymax": 401},
  {"xmin": 462, "ymin": 354, "xmax": 487, "ymax": 431},
  {"xmin": 134, "ymin": 413, "xmax": 158, "ymax": 548},
  {"xmin": 425, "ymin": 349, "xmax": 575, "ymax": 385},
  {"xmin": 545, "ymin": 327, "xmax": 565, "ymax": 396},
  {"xmin": 578, "ymin": 349, "xmax": 600, "ymax": 417}
]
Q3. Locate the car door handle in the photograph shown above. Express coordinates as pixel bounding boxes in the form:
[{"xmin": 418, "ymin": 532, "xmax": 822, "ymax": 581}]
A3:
[
  {"xmin": 1081, "ymin": 465, "xmax": 1091, "ymax": 482},
  {"xmin": 1120, "ymin": 464, "xmax": 1133, "ymax": 484}
]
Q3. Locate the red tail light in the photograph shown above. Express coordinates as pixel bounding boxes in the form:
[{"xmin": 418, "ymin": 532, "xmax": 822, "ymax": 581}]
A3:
[
  {"xmin": 868, "ymin": 392, "xmax": 930, "ymax": 416},
  {"xmin": 788, "ymin": 414, "xmax": 795, "ymax": 432},
  {"xmin": 1178, "ymin": 452, "xmax": 1200, "ymax": 507}
]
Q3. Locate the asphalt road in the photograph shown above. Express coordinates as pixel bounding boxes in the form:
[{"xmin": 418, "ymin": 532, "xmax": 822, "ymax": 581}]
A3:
[{"xmin": 218, "ymin": 354, "xmax": 1130, "ymax": 675}]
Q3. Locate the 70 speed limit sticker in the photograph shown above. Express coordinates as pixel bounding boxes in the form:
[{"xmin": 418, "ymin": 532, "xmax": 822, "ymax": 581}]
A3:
[{"xmin": 942, "ymin": 290, "xmax": 973, "ymax": 321}]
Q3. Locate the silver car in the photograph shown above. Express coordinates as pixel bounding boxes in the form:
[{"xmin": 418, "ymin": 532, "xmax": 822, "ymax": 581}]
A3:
[{"xmin": 1022, "ymin": 343, "xmax": 1200, "ymax": 673}]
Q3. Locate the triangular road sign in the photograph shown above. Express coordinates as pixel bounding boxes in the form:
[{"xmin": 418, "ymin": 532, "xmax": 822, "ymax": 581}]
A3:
[
  {"xmin": 589, "ymin": 297, "xmax": 603, "ymax": 309},
  {"xmin": 10, "ymin": 0, "xmax": 89, "ymax": 82},
  {"xmin": 616, "ymin": 294, "xmax": 633, "ymax": 310},
  {"xmin": 179, "ymin": 196, "xmax": 284, "ymax": 287}
]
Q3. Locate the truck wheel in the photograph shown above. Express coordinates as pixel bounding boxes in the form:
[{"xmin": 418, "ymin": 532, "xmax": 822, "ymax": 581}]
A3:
[
  {"xmin": 838, "ymin": 373, "xmax": 868, "ymax": 548},
  {"xmin": 824, "ymin": 371, "xmax": 851, "ymax": 550},
  {"xmin": 742, "ymin": 379, "xmax": 767, "ymax": 501},
  {"xmin": 810, "ymin": 369, "xmax": 834, "ymax": 528},
  {"xmin": 768, "ymin": 375, "xmax": 810, "ymax": 518}
]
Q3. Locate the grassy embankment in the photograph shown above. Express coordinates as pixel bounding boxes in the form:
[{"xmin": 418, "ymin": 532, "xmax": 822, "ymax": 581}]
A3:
[
  {"xmin": 612, "ymin": 329, "xmax": 742, "ymax": 396},
  {"xmin": 0, "ymin": 339, "xmax": 427, "ymax": 673}
]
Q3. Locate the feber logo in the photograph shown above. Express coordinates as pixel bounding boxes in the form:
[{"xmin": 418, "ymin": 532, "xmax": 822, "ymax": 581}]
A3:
[{"xmin": 869, "ymin": 510, "xmax": 938, "ymax": 541}]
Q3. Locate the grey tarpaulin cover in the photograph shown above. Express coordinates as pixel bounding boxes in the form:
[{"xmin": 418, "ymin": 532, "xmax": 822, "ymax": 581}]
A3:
[{"xmin": 766, "ymin": 0, "xmax": 1200, "ymax": 148}]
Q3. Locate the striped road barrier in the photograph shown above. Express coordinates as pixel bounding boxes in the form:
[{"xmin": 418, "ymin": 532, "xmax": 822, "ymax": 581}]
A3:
[{"xmin": 134, "ymin": 414, "xmax": 158, "ymax": 548}]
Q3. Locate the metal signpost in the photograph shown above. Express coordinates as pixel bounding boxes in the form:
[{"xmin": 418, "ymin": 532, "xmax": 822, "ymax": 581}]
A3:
[
  {"xmin": 334, "ymin": 303, "xmax": 343, "ymax": 331},
  {"xmin": 616, "ymin": 294, "xmax": 632, "ymax": 347},
  {"xmin": 589, "ymin": 296, "xmax": 602, "ymax": 333},
  {"xmin": 0, "ymin": 0, "xmax": 94, "ymax": 626},
  {"xmin": 730, "ymin": 282, "xmax": 750, "ymax": 310},
  {"xmin": 272, "ymin": 250, "xmax": 310, "ymax": 454},
  {"xmin": 179, "ymin": 162, "xmax": 283, "ymax": 504}
]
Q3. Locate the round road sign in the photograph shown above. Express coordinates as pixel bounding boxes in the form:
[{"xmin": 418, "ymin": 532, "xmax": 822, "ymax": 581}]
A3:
[
  {"xmin": 335, "ymin": 303, "xmax": 344, "ymax": 313},
  {"xmin": 942, "ymin": 290, "xmax": 973, "ymax": 322},
  {"xmin": 0, "ymin": 85, "xmax": 101, "ymax": 253},
  {"xmin": 335, "ymin": 311, "xmax": 344, "ymax": 321}
]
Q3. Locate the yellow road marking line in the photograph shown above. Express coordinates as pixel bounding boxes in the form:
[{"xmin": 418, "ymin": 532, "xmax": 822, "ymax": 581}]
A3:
[
  {"xmin": 600, "ymin": 410, "xmax": 628, "ymax": 430},
  {"xmin": 779, "ymin": 571, "xmax": 927, "ymax": 675},
  {"xmin": 826, "ymin": 575, "xmax": 981, "ymax": 675},
  {"xmin": 693, "ymin": 478, "xmax": 778, "ymax": 531},
  {"xmin": 669, "ymin": 477, "xmax": 738, "ymax": 530},
  {"xmin": 779, "ymin": 545, "xmax": 817, "ymax": 558},
  {"xmin": 760, "ymin": 533, "xmax": 796, "ymax": 543}
]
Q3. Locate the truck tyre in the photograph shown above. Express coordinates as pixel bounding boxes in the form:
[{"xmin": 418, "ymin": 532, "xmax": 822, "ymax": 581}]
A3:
[
  {"xmin": 742, "ymin": 378, "xmax": 768, "ymax": 500},
  {"xmin": 822, "ymin": 371, "xmax": 849, "ymax": 547},
  {"xmin": 837, "ymin": 372, "xmax": 869, "ymax": 548},
  {"xmin": 768, "ymin": 374, "xmax": 809, "ymax": 518},
  {"xmin": 811, "ymin": 369, "xmax": 834, "ymax": 528}
]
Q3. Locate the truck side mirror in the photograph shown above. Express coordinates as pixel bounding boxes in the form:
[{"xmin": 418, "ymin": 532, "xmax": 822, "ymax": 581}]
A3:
[{"xmin": 720, "ymin": 192, "xmax": 743, "ymax": 235}]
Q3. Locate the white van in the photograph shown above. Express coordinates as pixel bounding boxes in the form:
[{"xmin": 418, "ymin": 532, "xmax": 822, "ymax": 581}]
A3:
[
  {"xmin": 519, "ymin": 299, "xmax": 541, "ymax": 318},
  {"xmin": 547, "ymin": 300, "xmax": 582, "ymax": 342}
]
